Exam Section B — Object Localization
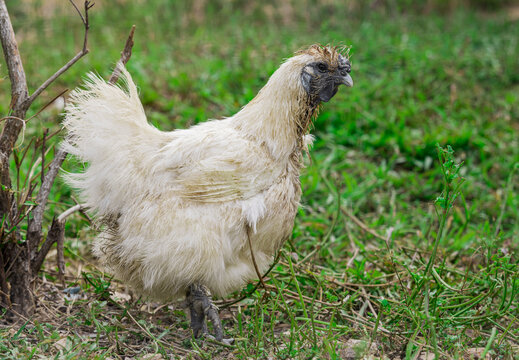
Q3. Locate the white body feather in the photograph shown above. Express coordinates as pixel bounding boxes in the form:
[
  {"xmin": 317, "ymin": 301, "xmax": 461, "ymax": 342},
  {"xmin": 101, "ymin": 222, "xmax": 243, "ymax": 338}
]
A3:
[{"xmin": 63, "ymin": 54, "xmax": 317, "ymax": 300}]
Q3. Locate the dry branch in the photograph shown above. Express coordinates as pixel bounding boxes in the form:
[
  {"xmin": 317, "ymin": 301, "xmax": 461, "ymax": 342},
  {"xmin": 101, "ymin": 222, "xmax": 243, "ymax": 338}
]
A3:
[
  {"xmin": 109, "ymin": 25, "xmax": 136, "ymax": 84},
  {"xmin": 57, "ymin": 204, "xmax": 86, "ymax": 223},
  {"xmin": 23, "ymin": 1, "xmax": 93, "ymax": 109},
  {"xmin": 32, "ymin": 218, "xmax": 65, "ymax": 274},
  {"xmin": 27, "ymin": 149, "xmax": 67, "ymax": 249},
  {"xmin": 0, "ymin": 0, "xmax": 29, "ymax": 202},
  {"xmin": 247, "ymin": 226, "xmax": 268, "ymax": 291},
  {"xmin": 0, "ymin": 1, "xmax": 28, "ymax": 106},
  {"xmin": 341, "ymin": 207, "xmax": 386, "ymax": 241},
  {"xmin": 0, "ymin": 250, "xmax": 9, "ymax": 306}
]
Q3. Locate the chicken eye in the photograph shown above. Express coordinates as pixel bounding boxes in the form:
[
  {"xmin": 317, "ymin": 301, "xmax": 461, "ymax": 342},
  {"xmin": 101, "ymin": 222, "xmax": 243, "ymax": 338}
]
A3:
[
  {"xmin": 317, "ymin": 63, "xmax": 327, "ymax": 72},
  {"xmin": 339, "ymin": 66, "xmax": 351, "ymax": 75}
]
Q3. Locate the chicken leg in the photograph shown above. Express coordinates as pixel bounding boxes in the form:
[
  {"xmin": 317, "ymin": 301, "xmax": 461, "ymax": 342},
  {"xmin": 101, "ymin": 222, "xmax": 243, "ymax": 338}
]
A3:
[{"xmin": 186, "ymin": 284, "xmax": 225, "ymax": 342}]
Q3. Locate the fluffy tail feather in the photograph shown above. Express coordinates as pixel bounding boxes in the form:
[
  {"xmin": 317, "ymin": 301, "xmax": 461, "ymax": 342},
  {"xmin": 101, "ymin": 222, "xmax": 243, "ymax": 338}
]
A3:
[
  {"xmin": 62, "ymin": 64, "xmax": 168, "ymax": 216},
  {"xmin": 63, "ymin": 64, "xmax": 152, "ymax": 161}
]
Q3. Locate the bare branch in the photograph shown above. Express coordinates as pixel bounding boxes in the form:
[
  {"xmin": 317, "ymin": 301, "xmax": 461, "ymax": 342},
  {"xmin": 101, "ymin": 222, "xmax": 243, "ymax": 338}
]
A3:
[
  {"xmin": 247, "ymin": 226, "xmax": 267, "ymax": 291},
  {"xmin": 41, "ymin": 129, "xmax": 48, "ymax": 185},
  {"xmin": 0, "ymin": 1, "xmax": 28, "ymax": 109},
  {"xmin": 0, "ymin": 0, "xmax": 29, "ymax": 159},
  {"xmin": 27, "ymin": 149, "xmax": 67, "ymax": 249},
  {"xmin": 56, "ymin": 223, "xmax": 65, "ymax": 286},
  {"xmin": 83, "ymin": 1, "xmax": 94, "ymax": 53},
  {"xmin": 341, "ymin": 207, "xmax": 386, "ymax": 241},
  {"xmin": 24, "ymin": 53, "xmax": 85, "ymax": 109},
  {"xmin": 57, "ymin": 204, "xmax": 85, "ymax": 223},
  {"xmin": 0, "ymin": 251, "xmax": 10, "ymax": 306},
  {"xmin": 31, "ymin": 217, "xmax": 64, "ymax": 274},
  {"xmin": 109, "ymin": 25, "xmax": 136, "ymax": 84},
  {"xmin": 26, "ymin": 89, "xmax": 69, "ymax": 124},
  {"xmin": 68, "ymin": 0, "xmax": 86, "ymax": 26},
  {"xmin": 23, "ymin": 1, "xmax": 93, "ymax": 109}
]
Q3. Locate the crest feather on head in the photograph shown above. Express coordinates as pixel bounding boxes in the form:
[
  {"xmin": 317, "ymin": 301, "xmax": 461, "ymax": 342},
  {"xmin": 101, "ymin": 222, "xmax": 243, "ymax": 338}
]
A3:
[{"xmin": 297, "ymin": 44, "xmax": 351, "ymax": 68}]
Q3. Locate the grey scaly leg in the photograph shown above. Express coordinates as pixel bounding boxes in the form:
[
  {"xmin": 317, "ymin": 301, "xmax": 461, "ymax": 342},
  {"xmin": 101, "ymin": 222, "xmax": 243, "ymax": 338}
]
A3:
[{"xmin": 186, "ymin": 284, "xmax": 225, "ymax": 342}]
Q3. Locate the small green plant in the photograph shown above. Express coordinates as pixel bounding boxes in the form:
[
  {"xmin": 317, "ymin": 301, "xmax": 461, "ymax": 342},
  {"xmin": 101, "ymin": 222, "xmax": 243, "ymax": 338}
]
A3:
[
  {"xmin": 82, "ymin": 271, "xmax": 112, "ymax": 300},
  {"xmin": 421, "ymin": 144, "xmax": 465, "ymax": 358},
  {"xmin": 403, "ymin": 145, "xmax": 518, "ymax": 358}
]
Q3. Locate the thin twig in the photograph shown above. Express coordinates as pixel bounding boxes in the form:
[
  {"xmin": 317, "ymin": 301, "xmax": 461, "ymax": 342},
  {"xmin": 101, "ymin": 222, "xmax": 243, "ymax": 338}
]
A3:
[
  {"xmin": 383, "ymin": 226, "xmax": 408, "ymax": 293},
  {"xmin": 82, "ymin": 1, "xmax": 94, "ymax": 52},
  {"xmin": 57, "ymin": 204, "xmax": 86, "ymax": 223},
  {"xmin": 341, "ymin": 207, "xmax": 386, "ymax": 241},
  {"xmin": 23, "ymin": 1, "xmax": 93, "ymax": 109},
  {"xmin": 0, "ymin": 0, "xmax": 29, "ymax": 168},
  {"xmin": 109, "ymin": 25, "xmax": 136, "ymax": 84},
  {"xmin": 72, "ymin": 195, "xmax": 93, "ymax": 224},
  {"xmin": 68, "ymin": 0, "xmax": 86, "ymax": 25},
  {"xmin": 31, "ymin": 217, "xmax": 65, "ymax": 274},
  {"xmin": 41, "ymin": 128, "xmax": 48, "ymax": 185},
  {"xmin": 126, "ymin": 310, "xmax": 188, "ymax": 354},
  {"xmin": 0, "ymin": 251, "xmax": 10, "ymax": 306},
  {"xmin": 247, "ymin": 226, "xmax": 267, "ymax": 291},
  {"xmin": 218, "ymin": 250, "xmax": 281, "ymax": 308},
  {"xmin": 27, "ymin": 149, "xmax": 67, "ymax": 249},
  {"xmin": 56, "ymin": 220, "xmax": 65, "ymax": 286},
  {"xmin": 0, "ymin": 115, "xmax": 25, "ymax": 124},
  {"xmin": 25, "ymin": 89, "xmax": 69, "ymax": 124},
  {"xmin": 335, "ymin": 278, "xmax": 400, "ymax": 288}
]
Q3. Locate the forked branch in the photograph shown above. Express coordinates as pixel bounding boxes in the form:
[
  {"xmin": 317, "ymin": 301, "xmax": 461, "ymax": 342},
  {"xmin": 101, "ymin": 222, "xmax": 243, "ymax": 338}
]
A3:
[
  {"xmin": 31, "ymin": 217, "xmax": 65, "ymax": 274},
  {"xmin": 0, "ymin": 0, "xmax": 29, "ymax": 158},
  {"xmin": 27, "ymin": 148, "xmax": 67, "ymax": 249},
  {"xmin": 0, "ymin": 1, "xmax": 28, "ymax": 106},
  {"xmin": 23, "ymin": 1, "xmax": 94, "ymax": 109}
]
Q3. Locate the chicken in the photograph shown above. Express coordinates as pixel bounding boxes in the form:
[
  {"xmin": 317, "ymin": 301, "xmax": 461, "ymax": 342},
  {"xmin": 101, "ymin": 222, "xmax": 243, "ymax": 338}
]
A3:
[{"xmin": 63, "ymin": 44, "xmax": 353, "ymax": 341}]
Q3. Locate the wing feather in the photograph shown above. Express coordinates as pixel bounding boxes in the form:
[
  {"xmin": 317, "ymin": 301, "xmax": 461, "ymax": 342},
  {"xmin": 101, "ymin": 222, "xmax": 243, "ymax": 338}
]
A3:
[{"xmin": 151, "ymin": 121, "xmax": 282, "ymax": 203}]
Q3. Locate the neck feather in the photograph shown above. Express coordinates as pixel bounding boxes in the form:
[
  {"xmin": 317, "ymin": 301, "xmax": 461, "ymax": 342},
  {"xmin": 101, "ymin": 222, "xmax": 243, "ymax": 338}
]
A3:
[{"xmin": 232, "ymin": 61, "xmax": 317, "ymax": 160}]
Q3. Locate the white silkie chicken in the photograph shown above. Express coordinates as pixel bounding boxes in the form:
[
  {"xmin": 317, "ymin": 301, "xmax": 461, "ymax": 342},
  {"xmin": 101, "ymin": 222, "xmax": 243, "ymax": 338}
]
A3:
[{"xmin": 63, "ymin": 44, "xmax": 353, "ymax": 341}]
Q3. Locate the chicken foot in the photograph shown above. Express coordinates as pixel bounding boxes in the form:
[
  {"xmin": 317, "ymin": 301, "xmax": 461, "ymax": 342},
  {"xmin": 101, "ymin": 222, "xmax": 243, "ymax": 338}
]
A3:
[{"xmin": 186, "ymin": 284, "xmax": 231, "ymax": 343}]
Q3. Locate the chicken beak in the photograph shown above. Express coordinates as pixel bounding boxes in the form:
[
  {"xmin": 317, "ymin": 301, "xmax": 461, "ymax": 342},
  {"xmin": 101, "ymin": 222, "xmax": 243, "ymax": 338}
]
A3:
[{"xmin": 339, "ymin": 73, "xmax": 353, "ymax": 87}]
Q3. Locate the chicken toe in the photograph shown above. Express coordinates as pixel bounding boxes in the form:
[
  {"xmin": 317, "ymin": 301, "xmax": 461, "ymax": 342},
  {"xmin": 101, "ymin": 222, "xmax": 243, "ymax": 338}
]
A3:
[{"xmin": 186, "ymin": 284, "xmax": 225, "ymax": 342}]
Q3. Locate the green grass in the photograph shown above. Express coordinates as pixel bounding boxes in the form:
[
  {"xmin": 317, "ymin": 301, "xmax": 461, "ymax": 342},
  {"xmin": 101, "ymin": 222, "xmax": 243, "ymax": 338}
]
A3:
[{"xmin": 0, "ymin": 1, "xmax": 518, "ymax": 359}]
